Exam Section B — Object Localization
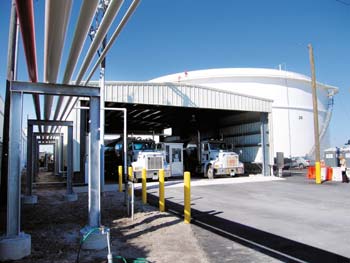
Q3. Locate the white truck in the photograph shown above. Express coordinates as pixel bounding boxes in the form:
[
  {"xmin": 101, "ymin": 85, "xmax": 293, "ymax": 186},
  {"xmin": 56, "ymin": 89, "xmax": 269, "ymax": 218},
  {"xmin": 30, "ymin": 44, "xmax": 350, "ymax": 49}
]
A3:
[
  {"xmin": 185, "ymin": 140, "xmax": 244, "ymax": 179},
  {"xmin": 116, "ymin": 137, "xmax": 170, "ymax": 182}
]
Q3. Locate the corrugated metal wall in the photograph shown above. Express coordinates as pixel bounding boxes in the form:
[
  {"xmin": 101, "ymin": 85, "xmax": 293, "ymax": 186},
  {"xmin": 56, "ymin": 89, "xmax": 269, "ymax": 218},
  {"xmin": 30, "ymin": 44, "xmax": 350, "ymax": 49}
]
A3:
[{"xmin": 221, "ymin": 122, "xmax": 263, "ymax": 163}]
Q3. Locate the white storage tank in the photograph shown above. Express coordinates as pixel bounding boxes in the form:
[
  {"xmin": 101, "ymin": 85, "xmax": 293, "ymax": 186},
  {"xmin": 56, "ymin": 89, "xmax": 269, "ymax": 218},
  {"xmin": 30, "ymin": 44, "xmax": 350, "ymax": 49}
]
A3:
[{"xmin": 150, "ymin": 68, "xmax": 338, "ymax": 158}]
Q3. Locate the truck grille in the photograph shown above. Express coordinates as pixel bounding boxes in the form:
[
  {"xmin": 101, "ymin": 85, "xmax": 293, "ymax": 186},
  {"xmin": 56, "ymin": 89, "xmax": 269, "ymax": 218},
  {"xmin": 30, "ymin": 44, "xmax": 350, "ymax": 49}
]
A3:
[
  {"xmin": 225, "ymin": 155, "xmax": 238, "ymax": 168},
  {"xmin": 147, "ymin": 156, "xmax": 163, "ymax": 170}
]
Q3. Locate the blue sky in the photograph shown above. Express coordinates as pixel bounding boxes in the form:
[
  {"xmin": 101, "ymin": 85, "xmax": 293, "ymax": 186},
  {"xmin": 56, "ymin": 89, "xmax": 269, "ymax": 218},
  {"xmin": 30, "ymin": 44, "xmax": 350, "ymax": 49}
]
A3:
[{"xmin": 0, "ymin": 0, "xmax": 350, "ymax": 147}]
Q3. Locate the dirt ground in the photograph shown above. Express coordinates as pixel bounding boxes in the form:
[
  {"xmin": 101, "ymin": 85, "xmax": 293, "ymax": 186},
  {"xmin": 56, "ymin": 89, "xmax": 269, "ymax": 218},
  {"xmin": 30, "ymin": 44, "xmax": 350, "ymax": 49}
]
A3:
[{"xmin": 1, "ymin": 171, "xmax": 209, "ymax": 263}]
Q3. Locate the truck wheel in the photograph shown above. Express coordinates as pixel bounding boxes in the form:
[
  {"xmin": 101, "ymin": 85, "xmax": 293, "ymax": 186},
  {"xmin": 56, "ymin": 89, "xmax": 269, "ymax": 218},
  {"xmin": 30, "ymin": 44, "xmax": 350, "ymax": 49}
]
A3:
[{"xmin": 206, "ymin": 165, "xmax": 214, "ymax": 179}]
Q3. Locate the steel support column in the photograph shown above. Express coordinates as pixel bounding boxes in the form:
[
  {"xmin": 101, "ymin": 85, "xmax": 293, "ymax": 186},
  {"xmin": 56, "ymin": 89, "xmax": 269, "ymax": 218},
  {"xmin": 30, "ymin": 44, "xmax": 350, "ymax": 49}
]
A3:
[
  {"xmin": 67, "ymin": 126, "xmax": 73, "ymax": 193},
  {"xmin": 60, "ymin": 134, "xmax": 64, "ymax": 175},
  {"xmin": 89, "ymin": 96, "xmax": 101, "ymax": 227},
  {"xmin": 26, "ymin": 124, "xmax": 33, "ymax": 196},
  {"xmin": 0, "ymin": 89, "xmax": 30, "ymax": 261},
  {"xmin": 33, "ymin": 137, "xmax": 38, "ymax": 181},
  {"xmin": 261, "ymin": 112, "xmax": 270, "ymax": 176},
  {"xmin": 80, "ymin": 107, "xmax": 87, "ymax": 183},
  {"xmin": 54, "ymin": 139, "xmax": 59, "ymax": 176},
  {"xmin": 22, "ymin": 123, "xmax": 37, "ymax": 204},
  {"xmin": 65, "ymin": 126, "xmax": 77, "ymax": 201},
  {"xmin": 6, "ymin": 91, "xmax": 22, "ymax": 236}
]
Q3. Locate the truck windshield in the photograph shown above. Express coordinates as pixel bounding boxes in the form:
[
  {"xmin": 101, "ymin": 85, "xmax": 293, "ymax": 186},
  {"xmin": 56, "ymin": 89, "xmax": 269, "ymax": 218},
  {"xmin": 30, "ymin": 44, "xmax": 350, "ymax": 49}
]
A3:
[
  {"xmin": 209, "ymin": 142, "xmax": 227, "ymax": 150},
  {"xmin": 133, "ymin": 142, "xmax": 154, "ymax": 150}
]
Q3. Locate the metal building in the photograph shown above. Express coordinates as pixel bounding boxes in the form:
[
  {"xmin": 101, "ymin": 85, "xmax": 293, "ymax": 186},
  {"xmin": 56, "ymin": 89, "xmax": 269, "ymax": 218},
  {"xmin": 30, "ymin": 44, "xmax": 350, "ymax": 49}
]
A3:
[{"xmin": 73, "ymin": 81, "xmax": 273, "ymax": 178}]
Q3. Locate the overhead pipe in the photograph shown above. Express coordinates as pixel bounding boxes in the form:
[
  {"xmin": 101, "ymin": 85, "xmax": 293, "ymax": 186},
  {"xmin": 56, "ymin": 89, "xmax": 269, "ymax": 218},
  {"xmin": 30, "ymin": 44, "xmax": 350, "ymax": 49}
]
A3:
[
  {"xmin": 85, "ymin": 0, "xmax": 141, "ymax": 84},
  {"xmin": 61, "ymin": 0, "xmax": 141, "ymax": 121},
  {"xmin": 43, "ymin": 0, "xmax": 72, "ymax": 123},
  {"xmin": 75, "ymin": 0, "xmax": 124, "ymax": 85},
  {"xmin": 15, "ymin": 0, "xmax": 41, "ymax": 120},
  {"xmin": 57, "ymin": 0, "xmax": 124, "ymax": 122},
  {"xmin": 51, "ymin": 0, "xmax": 99, "ymax": 127}
]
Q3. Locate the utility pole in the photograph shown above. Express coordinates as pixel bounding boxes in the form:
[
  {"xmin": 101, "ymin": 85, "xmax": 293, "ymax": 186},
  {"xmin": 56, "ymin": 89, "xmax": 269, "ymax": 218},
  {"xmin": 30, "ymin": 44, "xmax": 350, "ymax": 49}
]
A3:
[
  {"xmin": 308, "ymin": 44, "xmax": 321, "ymax": 184},
  {"xmin": 100, "ymin": 36, "xmax": 106, "ymax": 193}
]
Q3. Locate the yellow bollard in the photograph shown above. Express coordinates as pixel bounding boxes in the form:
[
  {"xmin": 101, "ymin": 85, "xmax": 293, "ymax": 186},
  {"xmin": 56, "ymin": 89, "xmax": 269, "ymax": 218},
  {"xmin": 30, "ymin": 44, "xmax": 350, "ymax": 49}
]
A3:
[
  {"xmin": 128, "ymin": 166, "xmax": 133, "ymax": 195},
  {"xmin": 142, "ymin": 168, "xmax": 147, "ymax": 204},
  {"xmin": 159, "ymin": 169, "xmax": 165, "ymax": 212},
  {"xmin": 118, "ymin": 165, "xmax": 123, "ymax": 192},
  {"xmin": 184, "ymin": 171, "xmax": 191, "ymax": 224},
  {"xmin": 315, "ymin": 161, "xmax": 321, "ymax": 184}
]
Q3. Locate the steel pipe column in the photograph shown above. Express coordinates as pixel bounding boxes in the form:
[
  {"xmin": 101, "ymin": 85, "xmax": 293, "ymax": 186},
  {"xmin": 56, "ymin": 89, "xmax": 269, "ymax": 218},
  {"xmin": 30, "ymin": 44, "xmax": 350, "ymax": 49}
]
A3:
[
  {"xmin": 26, "ymin": 124, "xmax": 33, "ymax": 196},
  {"xmin": 33, "ymin": 137, "xmax": 38, "ymax": 181},
  {"xmin": 80, "ymin": 107, "xmax": 87, "ymax": 183},
  {"xmin": 60, "ymin": 134, "xmax": 64, "ymax": 175},
  {"xmin": 261, "ymin": 113, "xmax": 270, "ymax": 176},
  {"xmin": 89, "ymin": 96, "xmax": 101, "ymax": 227},
  {"xmin": 55, "ymin": 139, "xmax": 59, "ymax": 176},
  {"xmin": 22, "ymin": 124, "xmax": 37, "ymax": 204},
  {"xmin": 80, "ymin": 96, "xmax": 107, "ymax": 250},
  {"xmin": 100, "ymin": 54, "xmax": 105, "ymax": 193},
  {"xmin": 65, "ymin": 126, "xmax": 77, "ymax": 201}
]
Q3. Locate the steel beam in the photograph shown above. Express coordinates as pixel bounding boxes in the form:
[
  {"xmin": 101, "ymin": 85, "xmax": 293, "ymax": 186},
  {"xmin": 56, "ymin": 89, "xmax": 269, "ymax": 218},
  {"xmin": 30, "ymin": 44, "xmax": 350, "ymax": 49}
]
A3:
[
  {"xmin": 37, "ymin": 141, "xmax": 57, "ymax": 144},
  {"xmin": 11, "ymin": 81, "xmax": 100, "ymax": 97},
  {"xmin": 89, "ymin": 96, "xmax": 101, "ymax": 227},
  {"xmin": 33, "ymin": 132, "xmax": 62, "ymax": 137},
  {"xmin": 28, "ymin": 119, "xmax": 73, "ymax": 127}
]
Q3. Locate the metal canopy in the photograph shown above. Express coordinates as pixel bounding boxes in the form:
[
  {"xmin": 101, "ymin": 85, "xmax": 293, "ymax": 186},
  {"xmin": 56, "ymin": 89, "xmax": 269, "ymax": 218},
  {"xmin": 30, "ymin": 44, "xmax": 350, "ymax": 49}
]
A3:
[
  {"xmin": 102, "ymin": 82, "xmax": 272, "ymax": 112},
  {"xmin": 82, "ymin": 100, "xmax": 262, "ymax": 135}
]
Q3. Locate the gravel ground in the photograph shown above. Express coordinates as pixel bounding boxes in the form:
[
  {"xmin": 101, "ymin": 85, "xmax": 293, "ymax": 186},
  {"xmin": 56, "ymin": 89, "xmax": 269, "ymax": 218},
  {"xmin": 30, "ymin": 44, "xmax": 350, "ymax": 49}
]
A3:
[{"xmin": 0, "ymin": 172, "xmax": 209, "ymax": 263}]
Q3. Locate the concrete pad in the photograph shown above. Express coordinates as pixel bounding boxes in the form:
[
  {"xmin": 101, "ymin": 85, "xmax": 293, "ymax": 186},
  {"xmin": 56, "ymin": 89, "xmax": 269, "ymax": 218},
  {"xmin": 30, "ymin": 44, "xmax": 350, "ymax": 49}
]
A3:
[
  {"xmin": 64, "ymin": 193, "xmax": 78, "ymax": 202},
  {"xmin": 80, "ymin": 226, "xmax": 107, "ymax": 250},
  {"xmin": 134, "ymin": 176, "xmax": 285, "ymax": 190},
  {"xmin": 0, "ymin": 232, "xmax": 31, "ymax": 261},
  {"xmin": 22, "ymin": 195, "xmax": 38, "ymax": 204}
]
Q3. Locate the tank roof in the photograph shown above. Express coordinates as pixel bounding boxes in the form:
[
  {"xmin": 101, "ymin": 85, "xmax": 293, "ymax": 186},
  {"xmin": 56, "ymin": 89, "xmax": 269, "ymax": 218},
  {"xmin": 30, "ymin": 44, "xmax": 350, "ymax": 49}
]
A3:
[{"xmin": 150, "ymin": 68, "xmax": 338, "ymax": 93}]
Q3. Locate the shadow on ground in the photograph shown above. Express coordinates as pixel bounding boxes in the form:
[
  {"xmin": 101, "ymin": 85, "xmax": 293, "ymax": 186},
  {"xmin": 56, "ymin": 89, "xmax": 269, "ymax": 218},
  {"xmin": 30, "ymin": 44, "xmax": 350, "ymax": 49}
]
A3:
[{"xmin": 141, "ymin": 191, "xmax": 350, "ymax": 263}]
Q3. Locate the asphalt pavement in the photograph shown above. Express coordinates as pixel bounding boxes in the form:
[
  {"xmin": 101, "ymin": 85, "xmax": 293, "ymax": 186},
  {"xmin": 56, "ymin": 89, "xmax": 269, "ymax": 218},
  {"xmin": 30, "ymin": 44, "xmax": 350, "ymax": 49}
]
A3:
[{"xmin": 138, "ymin": 171, "xmax": 350, "ymax": 263}]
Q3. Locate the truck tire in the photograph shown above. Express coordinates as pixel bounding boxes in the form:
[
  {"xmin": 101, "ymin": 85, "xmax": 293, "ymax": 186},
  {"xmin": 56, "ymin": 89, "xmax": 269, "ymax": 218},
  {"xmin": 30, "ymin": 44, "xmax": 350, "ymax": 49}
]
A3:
[{"xmin": 206, "ymin": 165, "xmax": 214, "ymax": 179}]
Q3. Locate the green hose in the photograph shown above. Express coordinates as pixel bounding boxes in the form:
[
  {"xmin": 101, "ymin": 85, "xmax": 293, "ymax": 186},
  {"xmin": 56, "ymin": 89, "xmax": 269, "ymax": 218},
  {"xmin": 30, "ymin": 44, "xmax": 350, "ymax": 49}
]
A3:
[
  {"xmin": 81, "ymin": 227, "xmax": 100, "ymax": 243},
  {"xmin": 77, "ymin": 227, "xmax": 149, "ymax": 263},
  {"xmin": 113, "ymin": 255, "xmax": 149, "ymax": 263}
]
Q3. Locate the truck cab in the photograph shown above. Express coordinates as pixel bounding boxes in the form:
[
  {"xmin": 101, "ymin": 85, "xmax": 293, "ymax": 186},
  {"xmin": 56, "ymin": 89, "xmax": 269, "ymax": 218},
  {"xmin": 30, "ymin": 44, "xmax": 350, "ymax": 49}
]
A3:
[
  {"xmin": 199, "ymin": 140, "xmax": 244, "ymax": 179},
  {"xmin": 113, "ymin": 137, "xmax": 170, "ymax": 181}
]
